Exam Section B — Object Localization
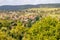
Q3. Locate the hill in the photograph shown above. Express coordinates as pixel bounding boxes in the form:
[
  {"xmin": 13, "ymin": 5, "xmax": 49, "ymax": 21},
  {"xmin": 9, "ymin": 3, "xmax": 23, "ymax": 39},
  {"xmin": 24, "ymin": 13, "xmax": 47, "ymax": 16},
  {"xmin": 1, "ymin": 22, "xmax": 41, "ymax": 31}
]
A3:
[{"xmin": 0, "ymin": 3, "xmax": 60, "ymax": 11}]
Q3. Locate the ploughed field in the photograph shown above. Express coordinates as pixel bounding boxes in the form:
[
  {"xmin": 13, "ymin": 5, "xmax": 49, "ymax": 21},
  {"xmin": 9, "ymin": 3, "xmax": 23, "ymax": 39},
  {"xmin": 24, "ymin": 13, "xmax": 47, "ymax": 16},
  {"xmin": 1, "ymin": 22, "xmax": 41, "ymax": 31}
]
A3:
[{"xmin": 0, "ymin": 8, "xmax": 60, "ymax": 40}]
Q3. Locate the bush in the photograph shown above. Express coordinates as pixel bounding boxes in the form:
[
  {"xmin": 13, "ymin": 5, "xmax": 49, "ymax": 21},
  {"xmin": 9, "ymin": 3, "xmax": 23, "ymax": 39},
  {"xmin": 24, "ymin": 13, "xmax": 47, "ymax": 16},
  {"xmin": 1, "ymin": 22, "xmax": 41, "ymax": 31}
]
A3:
[
  {"xmin": 0, "ymin": 30, "xmax": 16, "ymax": 40},
  {"xmin": 22, "ymin": 16, "xmax": 60, "ymax": 40},
  {"xmin": 0, "ymin": 16, "xmax": 60, "ymax": 40}
]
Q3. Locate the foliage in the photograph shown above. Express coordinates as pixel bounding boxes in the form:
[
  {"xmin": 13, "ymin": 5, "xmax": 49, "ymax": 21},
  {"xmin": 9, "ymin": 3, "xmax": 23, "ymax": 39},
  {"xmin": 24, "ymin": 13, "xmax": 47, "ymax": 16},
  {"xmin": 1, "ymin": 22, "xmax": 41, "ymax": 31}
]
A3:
[
  {"xmin": 0, "ymin": 16, "xmax": 60, "ymax": 40},
  {"xmin": 22, "ymin": 16, "xmax": 60, "ymax": 40},
  {"xmin": 0, "ymin": 8, "xmax": 60, "ymax": 40}
]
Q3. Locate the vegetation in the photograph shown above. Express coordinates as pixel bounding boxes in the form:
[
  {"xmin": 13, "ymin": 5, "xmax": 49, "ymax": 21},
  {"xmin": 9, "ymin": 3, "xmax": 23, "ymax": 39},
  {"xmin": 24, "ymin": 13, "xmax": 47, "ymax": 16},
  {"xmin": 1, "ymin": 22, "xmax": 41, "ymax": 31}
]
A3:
[{"xmin": 0, "ymin": 8, "xmax": 60, "ymax": 40}]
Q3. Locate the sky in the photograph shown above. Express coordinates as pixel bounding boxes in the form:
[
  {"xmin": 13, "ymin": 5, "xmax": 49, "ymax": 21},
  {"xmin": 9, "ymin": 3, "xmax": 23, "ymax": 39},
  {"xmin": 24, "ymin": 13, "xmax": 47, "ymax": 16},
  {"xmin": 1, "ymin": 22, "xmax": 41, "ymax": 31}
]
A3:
[{"xmin": 0, "ymin": 0, "xmax": 60, "ymax": 5}]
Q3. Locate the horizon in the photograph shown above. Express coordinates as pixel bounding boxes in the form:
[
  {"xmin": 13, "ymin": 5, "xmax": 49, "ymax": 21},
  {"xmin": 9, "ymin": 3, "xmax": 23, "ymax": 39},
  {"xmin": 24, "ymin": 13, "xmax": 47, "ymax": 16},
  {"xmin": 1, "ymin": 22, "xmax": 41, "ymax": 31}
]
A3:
[
  {"xmin": 0, "ymin": 0, "xmax": 60, "ymax": 6},
  {"xmin": 0, "ymin": 3, "xmax": 60, "ymax": 6}
]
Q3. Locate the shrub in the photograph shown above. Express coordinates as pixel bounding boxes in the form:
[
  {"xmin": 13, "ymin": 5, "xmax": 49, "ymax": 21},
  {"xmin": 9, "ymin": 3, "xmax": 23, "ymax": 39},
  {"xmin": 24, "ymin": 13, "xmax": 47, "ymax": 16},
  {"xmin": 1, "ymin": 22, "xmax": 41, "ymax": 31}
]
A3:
[{"xmin": 22, "ymin": 16, "xmax": 60, "ymax": 40}]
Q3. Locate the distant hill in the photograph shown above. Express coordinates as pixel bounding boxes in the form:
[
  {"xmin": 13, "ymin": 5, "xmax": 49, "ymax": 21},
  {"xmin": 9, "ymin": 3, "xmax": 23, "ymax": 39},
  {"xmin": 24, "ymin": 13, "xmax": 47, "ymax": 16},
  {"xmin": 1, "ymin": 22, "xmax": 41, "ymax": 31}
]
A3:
[{"xmin": 0, "ymin": 3, "xmax": 60, "ymax": 11}]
